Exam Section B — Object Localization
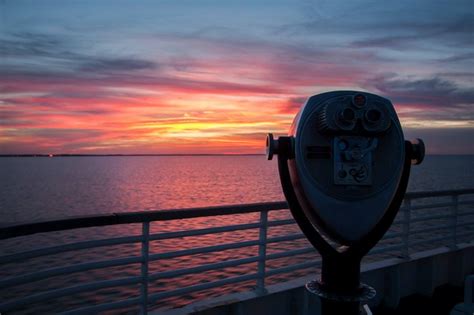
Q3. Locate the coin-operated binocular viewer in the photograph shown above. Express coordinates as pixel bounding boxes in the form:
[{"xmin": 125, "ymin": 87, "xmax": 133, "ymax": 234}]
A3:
[{"xmin": 267, "ymin": 91, "xmax": 425, "ymax": 315}]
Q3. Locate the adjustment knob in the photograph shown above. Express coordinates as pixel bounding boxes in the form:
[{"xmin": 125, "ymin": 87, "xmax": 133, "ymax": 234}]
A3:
[
  {"xmin": 266, "ymin": 133, "xmax": 279, "ymax": 160},
  {"xmin": 266, "ymin": 134, "xmax": 295, "ymax": 160},
  {"xmin": 409, "ymin": 138, "xmax": 425, "ymax": 165}
]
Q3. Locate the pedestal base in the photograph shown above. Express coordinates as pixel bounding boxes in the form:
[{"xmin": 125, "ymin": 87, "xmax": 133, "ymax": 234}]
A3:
[
  {"xmin": 306, "ymin": 280, "xmax": 376, "ymax": 302},
  {"xmin": 306, "ymin": 280, "xmax": 376, "ymax": 315}
]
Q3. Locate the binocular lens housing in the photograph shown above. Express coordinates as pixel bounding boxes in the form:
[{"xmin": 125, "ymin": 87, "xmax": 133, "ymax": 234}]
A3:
[
  {"xmin": 339, "ymin": 107, "xmax": 356, "ymax": 123},
  {"xmin": 365, "ymin": 109, "xmax": 382, "ymax": 124}
]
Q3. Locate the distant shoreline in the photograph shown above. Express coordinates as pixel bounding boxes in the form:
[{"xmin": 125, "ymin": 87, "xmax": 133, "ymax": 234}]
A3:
[
  {"xmin": 0, "ymin": 154, "xmax": 266, "ymax": 157},
  {"xmin": 0, "ymin": 153, "xmax": 472, "ymax": 157}
]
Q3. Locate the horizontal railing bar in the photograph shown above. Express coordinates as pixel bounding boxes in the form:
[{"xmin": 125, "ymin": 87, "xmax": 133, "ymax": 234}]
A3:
[
  {"xmin": 266, "ymin": 247, "xmax": 316, "ymax": 261},
  {"xmin": 149, "ymin": 256, "xmax": 260, "ymax": 281},
  {"xmin": 267, "ymin": 218, "xmax": 296, "ymax": 227},
  {"xmin": 150, "ymin": 247, "xmax": 323, "ymax": 282},
  {"xmin": 143, "ymin": 234, "xmax": 311, "ymax": 262},
  {"xmin": 410, "ymin": 235, "xmax": 452, "ymax": 246},
  {"xmin": 149, "ymin": 222, "xmax": 262, "ymax": 241},
  {"xmin": 267, "ymin": 233, "xmax": 307, "ymax": 244},
  {"xmin": 149, "ymin": 217, "xmax": 302, "ymax": 242},
  {"xmin": 2, "ymin": 189, "xmax": 473, "ymax": 241},
  {"xmin": 392, "ymin": 220, "xmax": 405, "ymax": 225},
  {"xmin": 382, "ymin": 232, "xmax": 403, "ymax": 240},
  {"xmin": 409, "ymin": 200, "xmax": 474, "ymax": 211},
  {"xmin": 149, "ymin": 233, "xmax": 305, "ymax": 261},
  {"xmin": 266, "ymin": 259, "xmax": 322, "ymax": 277},
  {"xmin": 369, "ymin": 243, "xmax": 404, "ymax": 255},
  {"xmin": 0, "ymin": 202, "xmax": 288, "ymax": 240},
  {"xmin": 404, "ymin": 189, "xmax": 474, "ymax": 199},
  {"xmin": 410, "ymin": 214, "xmax": 452, "ymax": 223},
  {"xmin": 0, "ymin": 225, "xmax": 304, "ymax": 269},
  {"xmin": 456, "ymin": 231, "xmax": 474, "ymax": 238},
  {"xmin": 458, "ymin": 211, "xmax": 474, "ymax": 217},
  {"xmin": 0, "ymin": 256, "xmax": 142, "ymax": 289},
  {"xmin": 0, "ymin": 235, "xmax": 142, "ymax": 265},
  {"xmin": 457, "ymin": 200, "xmax": 474, "ymax": 206},
  {"xmin": 0, "ymin": 276, "xmax": 142, "ymax": 312},
  {"xmin": 60, "ymin": 297, "xmax": 142, "ymax": 315},
  {"xmin": 409, "ymin": 202, "xmax": 455, "ymax": 211},
  {"xmin": 149, "ymin": 239, "xmax": 260, "ymax": 260},
  {"xmin": 410, "ymin": 224, "xmax": 454, "ymax": 235},
  {"xmin": 457, "ymin": 221, "xmax": 474, "ymax": 228},
  {"xmin": 148, "ymin": 273, "xmax": 259, "ymax": 302},
  {"xmin": 150, "ymin": 247, "xmax": 319, "ymax": 281}
]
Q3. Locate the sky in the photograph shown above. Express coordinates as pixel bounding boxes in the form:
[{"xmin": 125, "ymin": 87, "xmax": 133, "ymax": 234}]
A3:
[{"xmin": 0, "ymin": 0, "xmax": 473, "ymax": 154}]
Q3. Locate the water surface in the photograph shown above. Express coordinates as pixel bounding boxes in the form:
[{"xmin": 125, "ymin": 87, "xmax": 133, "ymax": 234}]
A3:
[
  {"xmin": 0, "ymin": 155, "xmax": 473, "ymax": 314},
  {"xmin": 1, "ymin": 155, "xmax": 472, "ymax": 223}
]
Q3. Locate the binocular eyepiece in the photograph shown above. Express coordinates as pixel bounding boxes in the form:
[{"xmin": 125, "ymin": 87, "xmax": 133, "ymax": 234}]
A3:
[{"xmin": 316, "ymin": 93, "xmax": 392, "ymax": 135}]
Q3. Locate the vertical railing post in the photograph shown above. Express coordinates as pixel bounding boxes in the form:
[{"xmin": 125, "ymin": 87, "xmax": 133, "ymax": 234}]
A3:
[
  {"xmin": 401, "ymin": 198, "xmax": 411, "ymax": 259},
  {"xmin": 256, "ymin": 210, "xmax": 268, "ymax": 294},
  {"xmin": 140, "ymin": 222, "xmax": 150, "ymax": 315},
  {"xmin": 450, "ymin": 194, "xmax": 459, "ymax": 249}
]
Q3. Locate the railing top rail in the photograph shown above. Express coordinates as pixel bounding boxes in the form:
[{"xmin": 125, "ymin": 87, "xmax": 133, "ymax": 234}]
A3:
[
  {"xmin": 405, "ymin": 188, "xmax": 474, "ymax": 199},
  {"xmin": 1, "ymin": 188, "xmax": 473, "ymax": 241},
  {"xmin": 0, "ymin": 201, "xmax": 287, "ymax": 240}
]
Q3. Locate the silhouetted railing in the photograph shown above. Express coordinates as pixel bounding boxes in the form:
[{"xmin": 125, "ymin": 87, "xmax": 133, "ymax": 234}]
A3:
[{"xmin": 0, "ymin": 189, "xmax": 473, "ymax": 314}]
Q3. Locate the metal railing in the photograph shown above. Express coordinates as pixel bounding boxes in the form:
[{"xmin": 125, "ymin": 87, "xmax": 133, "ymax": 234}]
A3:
[{"xmin": 0, "ymin": 189, "xmax": 473, "ymax": 314}]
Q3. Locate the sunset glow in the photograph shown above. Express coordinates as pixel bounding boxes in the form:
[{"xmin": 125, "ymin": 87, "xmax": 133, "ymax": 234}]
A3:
[{"xmin": 1, "ymin": 1, "xmax": 473, "ymax": 154}]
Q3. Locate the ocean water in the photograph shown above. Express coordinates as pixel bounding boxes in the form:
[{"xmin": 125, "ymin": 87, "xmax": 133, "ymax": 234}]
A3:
[
  {"xmin": 1, "ymin": 155, "xmax": 473, "ymax": 223},
  {"xmin": 0, "ymin": 155, "xmax": 473, "ymax": 314}
]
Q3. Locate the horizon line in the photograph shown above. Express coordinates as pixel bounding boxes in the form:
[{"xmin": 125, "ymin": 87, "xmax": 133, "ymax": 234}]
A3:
[
  {"xmin": 0, "ymin": 153, "xmax": 473, "ymax": 157},
  {"xmin": 0, "ymin": 153, "xmax": 266, "ymax": 157}
]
